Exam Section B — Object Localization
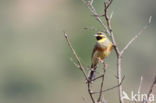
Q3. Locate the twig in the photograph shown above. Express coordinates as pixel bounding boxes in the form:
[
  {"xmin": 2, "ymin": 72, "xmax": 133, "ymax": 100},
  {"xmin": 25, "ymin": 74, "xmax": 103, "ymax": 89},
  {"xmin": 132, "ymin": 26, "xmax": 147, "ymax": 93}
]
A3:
[
  {"xmin": 81, "ymin": 0, "xmax": 123, "ymax": 103},
  {"xmin": 64, "ymin": 32, "xmax": 96, "ymax": 103},
  {"xmin": 92, "ymin": 75, "xmax": 125, "ymax": 94},
  {"xmin": 64, "ymin": 32, "xmax": 88, "ymax": 80},
  {"xmin": 103, "ymin": 1, "xmax": 123, "ymax": 103},
  {"xmin": 92, "ymin": 74, "xmax": 104, "ymax": 81},
  {"xmin": 97, "ymin": 62, "xmax": 106, "ymax": 102},
  {"xmin": 87, "ymin": 82, "xmax": 95, "ymax": 103},
  {"xmin": 120, "ymin": 16, "xmax": 152, "ymax": 55}
]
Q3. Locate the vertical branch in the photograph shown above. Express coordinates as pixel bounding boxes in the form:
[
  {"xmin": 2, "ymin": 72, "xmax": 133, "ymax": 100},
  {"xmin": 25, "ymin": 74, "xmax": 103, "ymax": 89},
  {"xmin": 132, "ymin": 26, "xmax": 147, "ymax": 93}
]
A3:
[
  {"xmin": 103, "ymin": 0, "xmax": 124, "ymax": 103},
  {"xmin": 97, "ymin": 62, "xmax": 106, "ymax": 102},
  {"xmin": 87, "ymin": 82, "xmax": 95, "ymax": 103}
]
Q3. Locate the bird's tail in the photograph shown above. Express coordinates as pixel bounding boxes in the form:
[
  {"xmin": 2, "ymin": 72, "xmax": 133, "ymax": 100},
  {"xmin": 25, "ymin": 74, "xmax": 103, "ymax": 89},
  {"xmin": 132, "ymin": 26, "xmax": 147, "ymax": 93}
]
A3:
[{"xmin": 87, "ymin": 64, "xmax": 96, "ymax": 82}]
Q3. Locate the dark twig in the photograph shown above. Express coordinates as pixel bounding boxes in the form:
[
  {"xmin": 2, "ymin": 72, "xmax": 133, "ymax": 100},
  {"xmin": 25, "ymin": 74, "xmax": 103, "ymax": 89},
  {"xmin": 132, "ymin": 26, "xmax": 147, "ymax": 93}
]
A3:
[
  {"xmin": 92, "ymin": 74, "xmax": 104, "ymax": 81},
  {"xmin": 87, "ymin": 82, "xmax": 95, "ymax": 103}
]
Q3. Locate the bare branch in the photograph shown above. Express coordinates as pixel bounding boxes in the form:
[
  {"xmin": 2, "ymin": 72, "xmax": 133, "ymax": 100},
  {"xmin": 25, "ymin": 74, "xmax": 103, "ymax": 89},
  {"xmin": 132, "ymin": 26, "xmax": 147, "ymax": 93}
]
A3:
[
  {"xmin": 87, "ymin": 0, "xmax": 123, "ymax": 102},
  {"xmin": 87, "ymin": 82, "xmax": 95, "ymax": 103},
  {"xmin": 92, "ymin": 74, "xmax": 104, "ymax": 81},
  {"xmin": 64, "ymin": 32, "xmax": 88, "ymax": 80},
  {"xmin": 64, "ymin": 32, "xmax": 96, "ymax": 103},
  {"xmin": 92, "ymin": 75, "xmax": 125, "ymax": 94},
  {"xmin": 120, "ymin": 16, "xmax": 152, "ymax": 55},
  {"xmin": 97, "ymin": 62, "xmax": 107, "ymax": 102}
]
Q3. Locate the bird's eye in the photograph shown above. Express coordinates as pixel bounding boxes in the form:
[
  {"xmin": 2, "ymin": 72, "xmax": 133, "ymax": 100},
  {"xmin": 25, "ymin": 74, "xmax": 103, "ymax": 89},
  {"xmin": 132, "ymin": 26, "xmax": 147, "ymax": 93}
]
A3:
[{"xmin": 97, "ymin": 32, "xmax": 102, "ymax": 35}]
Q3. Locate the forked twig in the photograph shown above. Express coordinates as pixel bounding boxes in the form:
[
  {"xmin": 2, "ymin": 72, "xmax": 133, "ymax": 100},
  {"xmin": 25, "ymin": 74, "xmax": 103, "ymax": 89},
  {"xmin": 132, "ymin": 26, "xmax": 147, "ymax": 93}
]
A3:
[{"xmin": 64, "ymin": 32, "xmax": 88, "ymax": 80}]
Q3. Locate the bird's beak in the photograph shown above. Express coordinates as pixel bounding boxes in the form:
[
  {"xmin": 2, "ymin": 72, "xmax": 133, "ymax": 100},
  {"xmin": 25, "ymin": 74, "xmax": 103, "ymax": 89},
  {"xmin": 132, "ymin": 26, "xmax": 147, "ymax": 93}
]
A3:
[{"xmin": 94, "ymin": 34, "xmax": 98, "ymax": 37}]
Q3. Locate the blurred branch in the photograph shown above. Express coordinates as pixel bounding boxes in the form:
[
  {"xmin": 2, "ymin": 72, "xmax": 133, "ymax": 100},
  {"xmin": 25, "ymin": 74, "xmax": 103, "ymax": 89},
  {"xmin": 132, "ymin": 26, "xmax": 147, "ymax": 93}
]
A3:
[{"xmin": 120, "ymin": 16, "xmax": 152, "ymax": 55}]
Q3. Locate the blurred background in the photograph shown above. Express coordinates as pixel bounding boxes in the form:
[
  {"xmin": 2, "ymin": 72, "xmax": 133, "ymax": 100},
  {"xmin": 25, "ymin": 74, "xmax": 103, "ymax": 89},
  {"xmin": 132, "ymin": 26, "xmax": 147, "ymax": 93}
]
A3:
[{"xmin": 0, "ymin": 0, "xmax": 155, "ymax": 103}]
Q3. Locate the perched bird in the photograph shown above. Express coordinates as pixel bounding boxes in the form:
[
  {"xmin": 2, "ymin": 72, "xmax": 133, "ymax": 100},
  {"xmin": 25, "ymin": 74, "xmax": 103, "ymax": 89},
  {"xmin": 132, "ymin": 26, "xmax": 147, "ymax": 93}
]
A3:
[{"xmin": 88, "ymin": 32, "xmax": 113, "ymax": 82}]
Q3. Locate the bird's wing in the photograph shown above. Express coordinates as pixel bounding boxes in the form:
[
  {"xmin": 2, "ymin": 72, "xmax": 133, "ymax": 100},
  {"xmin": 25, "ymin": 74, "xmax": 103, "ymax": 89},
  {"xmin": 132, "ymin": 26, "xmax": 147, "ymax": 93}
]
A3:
[
  {"xmin": 91, "ymin": 44, "xmax": 107, "ymax": 60},
  {"xmin": 91, "ymin": 44, "xmax": 98, "ymax": 60}
]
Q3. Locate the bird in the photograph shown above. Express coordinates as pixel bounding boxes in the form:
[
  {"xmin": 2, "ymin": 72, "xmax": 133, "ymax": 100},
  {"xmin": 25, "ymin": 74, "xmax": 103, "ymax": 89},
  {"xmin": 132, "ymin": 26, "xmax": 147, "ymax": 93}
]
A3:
[{"xmin": 88, "ymin": 32, "xmax": 113, "ymax": 82}]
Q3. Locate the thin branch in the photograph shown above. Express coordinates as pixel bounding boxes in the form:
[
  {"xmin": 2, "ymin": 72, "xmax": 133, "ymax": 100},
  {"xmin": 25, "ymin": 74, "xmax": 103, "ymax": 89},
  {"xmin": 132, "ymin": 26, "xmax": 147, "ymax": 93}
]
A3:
[
  {"xmin": 103, "ymin": 1, "xmax": 124, "ymax": 103},
  {"xmin": 120, "ymin": 16, "xmax": 152, "ymax": 55},
  {"xmin": 87, "ymin": 82, "xmax": 95, "ymax": 103},
  {"xmin": 92, "ymin": 74, "xmax": 104, "ymax": 81},
  {"xmin": 92, "ymin": 75, "xmax": 125, "ymax": 94},
  {"xmin": 64, "ymin": 32, "xmax": 88, "ymax": 80},
  {"xmin": 82, "ymin": 0, "xmax": 122, "ymax": 103},
  {"xmin": 64, "ymin": 32, "xmax": 96, "ymax": 103},
  {"xmin": 97, "ymin": 62, "xmax": 107, "ymax": 102}
]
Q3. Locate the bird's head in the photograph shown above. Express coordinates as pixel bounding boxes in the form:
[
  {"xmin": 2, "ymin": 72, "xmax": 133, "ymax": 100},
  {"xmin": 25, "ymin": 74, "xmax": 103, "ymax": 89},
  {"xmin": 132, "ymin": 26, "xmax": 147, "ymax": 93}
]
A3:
[{"xmin": 94, "ymin": 32, "xmax": 106, "ymax": 41}]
